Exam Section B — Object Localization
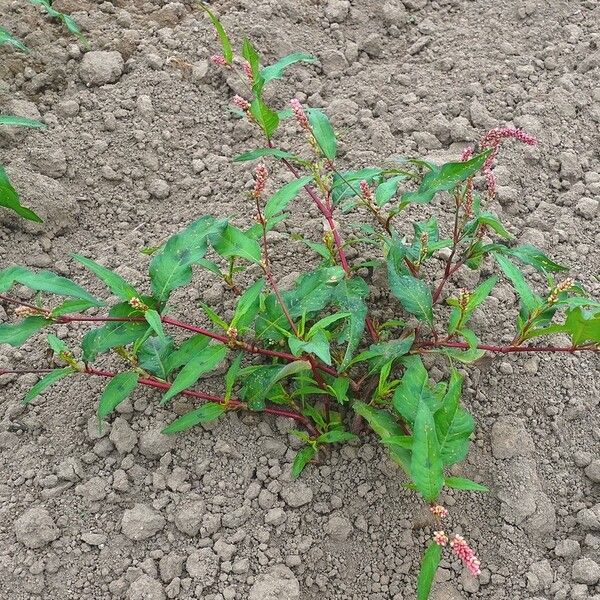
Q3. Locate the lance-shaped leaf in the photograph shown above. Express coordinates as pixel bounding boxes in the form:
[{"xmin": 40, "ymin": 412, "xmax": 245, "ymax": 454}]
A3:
[
  {"xmin": 433, "ymin": 370, "xmax": 474, "ymax": 465},
  {"xmin": 375, "ymin": 175, "xmax": 407, "ymax": 206},
  {"xmin": 97, "ymin": 372, "xmax": 139, "ymax": 421},
  {"xmin": 0, "ymin": 165, "xmax": 42, "ymax": 222},
  {"xmin": 307, "ymin": 109, "xmax": 337, "ymax": 160},
  {"xmin": 224, "ymin": 352, "xmax": 244, "ymax": 402},
  {"xmin": 145, "ymin": 309, "xmax": 167, "ymax": 341},
  {"xmin": 250, "ymin": 97, "xmax": 279, "ymax": 139},
  {"xmin": 0, "ymin": 27, "xmax": 28, "ymax": 52},
  {"xmin": 241, "ymin": 360, "xmax": 311, "ymax": 410},
  {"xmin": 317, "ymin": 430, "xmax": 357, "ymax": 444},
  {"xmin": 353, "ymin": 401, "xmax": 410, "ymax": 472},
  {"xmin": 349, "ymin": 334, "xmax": 415, "ymax": 372},
  {"xmin": 445, "ymin": 476, "xmax": 489, "ymax": 492},
  {"xmin": 0, "ymin": 316, "xmax": 48, "ymax": 347},
  {"xmin": 411, "ymin": 401, "xmax": 444, "ymax": 503},
  {"xmin": 0, "ymin": 266, "xmax": 99, "ymax": 303},
  {"xmin": 23, "ymin": 367, "xmax": 73, "ymax": 405},
  {"xmin": 138, "ymin": 336, "xmax": 174, "ymax": 380},
  {"xmin": 50, "ymin": 299, "xmax": 100, "ymax": 317},
  {"xmin": 233, "ymin": 148, "xmax": 297, "ymax": 162},
  {"xmin": 73, "ymin": 254, "xmax": 139, "ymax": 301},
  {"xmin": 505, "ymin": 244, "xmax": 566, "ymax": 273},
  {"xmin": 163, "ymin": 402, "xmax": 226, "ymax": 434},
  {"xmin": 160, "ymin": 345, "xmax": 228, "ymax": 405},
  {"xmin": 540, "ymin": 307, "xmax": 600, "ymax": 345},
  {"xmin": 210, "ymin": 223, "xmax": 262, "ymax": 264},
  {"xmin": 387, "ymin": 258, "xmax": 433, "ymax": 324},
  {"xmin": 149, "ymin": 216, "xmax": 223, "ymax": 302},
  {"xmin": 291, "ymin": 445, "xmax": 316, "ymax": 479},
  {"xmin": 401, "ymin": 149, "xmax": 492, "ymax": 204},
  {"xmin": 199, "ymin": 3, "xmax": 233, "ymax": 63},
  {"xmin": 331, "ymin": 168, "xmax": 382, "ymax": 205},
  {"xmin": 164, "ymin": 334, "xmax": 211, "ymax": 374},
  {"xmin": 264, "ymin": 176, "xmax": 314, "ymax": 219},
  {"xmin": 0, "ymin": 115, "xmax": 45, "ymax": 128},
  {"xmin": 231, "ymin": 279, "xmax": 265, "ymax": 332},
  {"xmin": 81, "ymin": 302, "xmax": 150, "ymax": 363},
  {"xmin": 261, "ymin": 52, "xmax": 316, "ymax": 83},
  {"xmin": 493, "ymin": 253, "xmax": 540, "ymax": 316},
  {"xmin": 417, "ymin": 542, "xmax": 443, "ymax": 600},
  {"xmin": 448, "ymin": 276, "xmax": 497, "ymax": 334},
  {"xmin": 392, "ymin": 356, "xmax": 438, "ymax": 425},
  {"xmin": 333, "ymin": 277, "xmax": 369, "ymax": 369}
]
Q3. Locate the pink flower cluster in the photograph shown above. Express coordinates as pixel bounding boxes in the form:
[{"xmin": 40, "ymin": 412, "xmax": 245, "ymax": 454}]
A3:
[
  {"xmin": 290, "ymin": 99, "xmax": 310, "ymax": 130},
  {"xmin": 433, "ymin": 531, "xmax": 448, "ymax": 546},
  {"xmin": 233, "ymin": 95, "xmax": 251, "ymax": 112},
  {"xmin": 480, "ymin": 127, "xmax": 537, "ymax": 198},
  {"xmin": 450, "ymin": 534, "xmax": 481, "ymax": 577},
  {"xmin": 359, "ymin": 180, "xmax": 373, "ymax": 203},
  {"xmin": 430, "ymin": 504, "xmax": 449, "ymax": 519},
  {"xmin": 210, "ymin": 54, "xmax": 228, "ymax": 67},
  {"xmin": 253, "ymin": 163, "xmax": 268, "ymax": 197},
  {"xmin": 243, "ymin": 60, "xmax": 253, "ymax": 82}
]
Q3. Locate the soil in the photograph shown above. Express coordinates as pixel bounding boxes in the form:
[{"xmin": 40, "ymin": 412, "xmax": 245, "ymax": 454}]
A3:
[{"xmin": 1, "ymin": 0, "xmax": 600, "ymax": 599}]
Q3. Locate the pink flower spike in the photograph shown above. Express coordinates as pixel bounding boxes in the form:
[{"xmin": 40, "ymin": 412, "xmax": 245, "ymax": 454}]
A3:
[
  {"xmin": 211, "ymin": 54, "xmax": 228, "ymax": 67},
  {"xmin": 233, "ymin": 95, "xmax": 251, "ymax": 112},
  {"xmin": 433, "ymin": 531, "xmax": 448, "ymax": 547},
  {"xmin": 460, "ymin": 146, "xmax": 474, "ymax": 162},
  {"xmin": 359, "ymin": 180, "xmax": 373, "ymax": 203},
  {"xmin": 481, "ymin": 127, "xmax": 537, "ymax": 149},
  {"xmin": 450, "ymin": 534, "xmax": 481, "ymax": 577},
  {"xmin": 430, "ymin": 504, "xmax": 449, "ymax": 519},
  {"xmin": 243, "ymin": 60, "xmax": 254, "ymax": 82},
  {"xmin": 290, "ymin": 98, "xmax": 310, "ymax": 130},
  {"xmin": 253, "ymin": 163, "xmax": 268, "ymax": 197}
]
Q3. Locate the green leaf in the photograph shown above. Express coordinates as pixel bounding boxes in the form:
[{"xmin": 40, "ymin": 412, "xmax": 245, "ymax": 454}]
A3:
[
  {"xmin": 0, "ymin": 115, "xmax": 45, "ymax": 128},
  {"xmin": 250, "ymin": 97, "xmax": 279, "ymax": 139},
  {"xmin": 0, "ymin": 27, "xmax": 28, "ymax": 52},
  {"xmin": 333, "ymin": 277, "xmax": 369, "ymax": 369},
  {"xmin": 200, "ymin": 303, "xmax": 230, "ymax": 331},
  {"xmin": 49, "ymin": 299, "xmax": 100, "ymax": 317},
  {"xmin": 161, "ymin": 345, "xmax": 228, "ymax": 405},
  {"xmin": 307, "ymin": 312, "xmax": 350, "ymax": 338},
  {"xmin": 149, "ymin": 216, "xmax": 222, "ymax": 301},
  {"xmin": 307, "ymin": 109, "xmax": 337, "ymax": 160},
  {"xmin": 288, "ymin": 330, "xmax": 332, "ymax": 365},
  {"xmin": 164, "ymin": 334, "xmax": 211, "ymax": 373},
  {"xmin": 381, "ymin": 435, "xmax": 413, "ymax": 449},
  {"xmin": 163, "ymin": 402, "xmax": 226, "ymax": 434},
  {"xmin": 402, "ymin": 149, "xmax": 492, "ymax": 204},
  {"xmin": 97, "ymin": 372, "xmax": 139, "ymax": 421},
  {"xmin": 211, "ymin": 223, "xmax": 262, "ymax": 264},
  {"xmin": 331, "ymin": 168, "xmax": 382, "ymax": 205},
  {"xmin": 231, "ymin": 279, "xmax": 265, "ymax": 331},
  {"xmin": 200, "ymin": 3, "xmax": 233, "ymax": 63},
  {"xmin": 317, "ymin": 430, "xmax": 357, "ymax": 444},
  {"xmin": 505, "ymin": 244, "xmax": 567, "ymax": 273},
  {"xmin": 145, "ymin": 309, "xmax": 166, "ymax": 341},
  {"xmin": 81, "ymin": 303, "xmax": 150, "ymax": 363},
  {"xmin": 0, "ymin": 316, "xmax": 48, "ymax": 347},
  {"xmin": 445, "ymin": 476, "xmax": 489, "ymax": 492},
  {"xmin": 449, "ymin": 276, "xmax": 497, "ymax": 334},
  {"xmin": 138, "ymin": 336, "xmax": 174, "ymax": 380},
  {"xmin": 349, "ymin": 335, "xmax": 415, "ymax": 372},
  {"xmin": 14, "ymin": 269, "xmax": 97, "ymax": 303},
  {"xmin": 562, "ymin": 307, "xmax": 600, "ymax": 345},
  {"xmin": 233, "ymin": 148, "xmax": 297, "ymax": 162},
  {"xmin": 493, "ymin": 253, "xmax": 539, "ymax": 316},
  {"xmin": 46, "ymin": 334, "xmax": 68, "ymax": 355},
  {"xmin": 434, "ymin": 370, "xmax": 474, "ymax": 465},
  {"xmin": 264, "ymin": 176, "xmax": 313, "ymax": 219},
  {"xmin": 73, "ymin": 254, "xmax": 139, "ymax": 301},
  {"xmin": 224, "ymin": 352, "xmax": 244, "ymax": 402},
  {"xmin": 387, "ymin": 271, "xmax": 434, "ymax": 325},
  {"xmin": 23, "ymin": 367, "xmax": 73, "ymax": 405},
  {"xmin": 465, "ymin": 211, "xmax": 512, "ymax": 239},
  {"xmin": 411, "ymin": 402, "xmax": 444, "ymax": 503},
  {"xmin": 241, "ymin": 360, "xmax": 311, "ymax": 410},
  {"xmin": 242, "ymin": 38, "xmax": 261, "ymax": 81},
  {"xmin": 417, "ymin": 543, "xmax": 443, "ymax": 600},
  {"xmin": 375, "ymin": 175, "xmax": 406, "ymax": 206},
  {"xmin": 329, "ymin": 377, "xmax": 350, "ymax": 404},
  {"xmin": 392, "ymin": 356, "xmax": 438, "ymax": 424},
  {"xmin": 291, "ymin": 445, "xmax": 316, "ymax": 478},
  {"xmin": 261, "ymin": 52, "xmax": 316, "ymax": 83},
  {"xmin": 0, "ymin": 165, "xmax": 42, "ymax": 220},
  {"xmin": 353, "ymin": 401, "xmax": 410, "ymax": 472}
]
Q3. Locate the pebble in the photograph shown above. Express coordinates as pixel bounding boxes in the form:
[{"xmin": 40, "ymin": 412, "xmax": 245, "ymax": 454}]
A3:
[
  {"xmin": 80, "ymin": 51, "xmax": 124, "ymax": 86},
  {"xmin": 280, "ymin": 482, "xmax": 313, "ymax": 508},
  {"xmin": 174, "ymin": 501, "xmax": 205, "ymax": 536},
  {"xmin": 147, "ymin": 179, "xmax": 171, "ymax": 199},
  {"xmin": 109, "ymin": 417, "xmax": 138, "ymax": 454},
  {"xmin": 491, "ymin": 416, "xmax": 534, "ymax": 459},
  {"xmin": 14, "ymin": 507, "xmax": 59, "ymax": 549},
  {"xmin": 185, "ymin": 548, "xmax": 218, "ymax": 586},
  {"xmin": 138, "ymin": 428, "xmax": 175, "ymax": 459},
  {"xmin": 121, "ymin": 504, "xmax": 166, "ymax": 541},
  {"xmin": 555, "ymin": 539, "xmax": 581, "ymax": 558},
  {"xmin": 576, "ymin": 197, "xmax": 599, "ymax": 219},
  {"xmin": 127, "ymin": 574, "xmax": 166, "ymax": 600},
  {"xmin": 325, "ymin": 0, "xmax": 350, "ymax": 23},
  {"xmin": 324, "ymin": 515, "xmax": 353, "ymax": 541},
  {"xmin": 572, "ymin": 557, "xmax": 600, "ymax": 585},
  {"xmin": 248, "ymin": 565, "xmax": 300, "ymax": 600}
]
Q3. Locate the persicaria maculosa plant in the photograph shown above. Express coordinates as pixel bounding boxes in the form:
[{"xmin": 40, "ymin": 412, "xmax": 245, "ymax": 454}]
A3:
[{"xmin": 1, "ymin": 7, "xmax": 599, "ymax": 598}]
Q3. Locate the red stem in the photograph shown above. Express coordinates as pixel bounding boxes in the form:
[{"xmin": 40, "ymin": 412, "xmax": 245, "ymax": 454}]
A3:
[
  {"xmin": 419, "ymin": 340, "xmax": 598, "ymax": 354},
  {"xmin": 0, "ymin": 366, "xmax": 317, "ymax": 433}
]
